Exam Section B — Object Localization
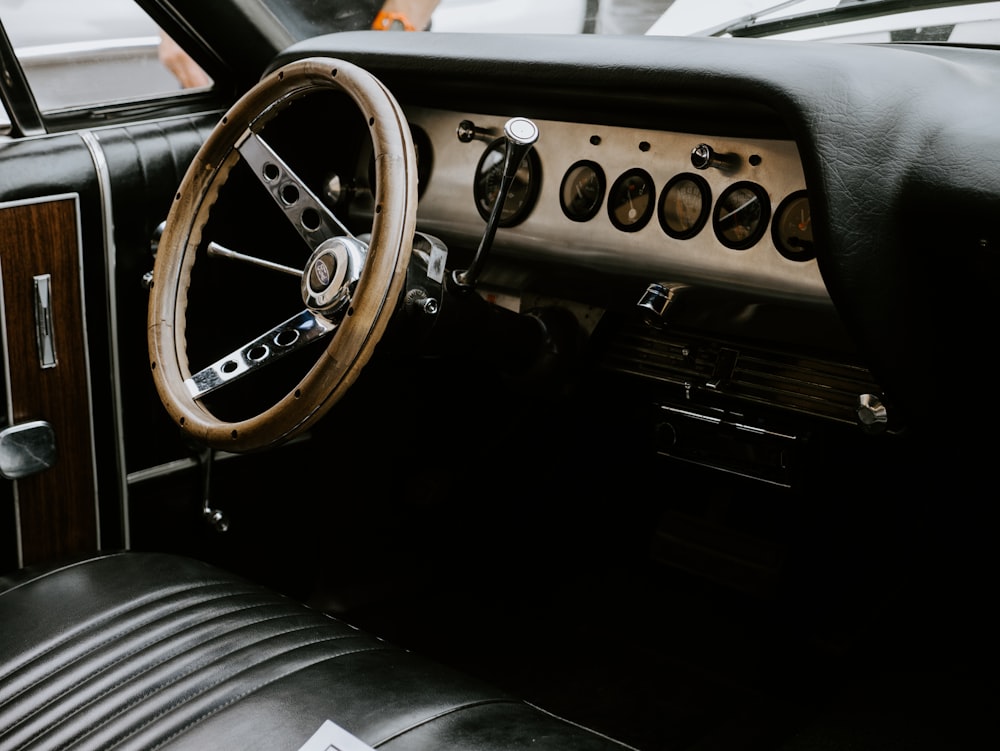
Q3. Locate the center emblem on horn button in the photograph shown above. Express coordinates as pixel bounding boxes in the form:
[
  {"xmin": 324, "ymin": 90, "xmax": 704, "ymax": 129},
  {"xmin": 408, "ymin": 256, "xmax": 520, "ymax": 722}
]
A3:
[{"xmin": 312, "ymin": 256, "xmax": 332, "ymax": 290}]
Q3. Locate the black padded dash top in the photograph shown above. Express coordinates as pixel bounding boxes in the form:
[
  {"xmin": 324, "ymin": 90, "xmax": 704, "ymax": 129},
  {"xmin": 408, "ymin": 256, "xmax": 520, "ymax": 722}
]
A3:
[{"xmin": 0, "ymin": 553, "xmax": 632, "ymax": 751}]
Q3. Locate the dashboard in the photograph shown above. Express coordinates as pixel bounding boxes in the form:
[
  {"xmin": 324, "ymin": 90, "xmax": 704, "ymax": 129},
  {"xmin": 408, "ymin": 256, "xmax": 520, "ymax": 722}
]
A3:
[
  {"xmin": 399, "ymin": 107, "xmax": 827, "ymax": 305},
  {"xmin": 271, "ymin": 30, "xmax": 1000, "ymax": 442}
]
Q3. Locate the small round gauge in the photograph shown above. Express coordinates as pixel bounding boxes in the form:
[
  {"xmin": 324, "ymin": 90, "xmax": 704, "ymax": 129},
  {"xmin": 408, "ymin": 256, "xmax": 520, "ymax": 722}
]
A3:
[
  {"xmin": 658, "ymin": 173, "xmax": 711, "ymax": 239},
  {"xmin": 608, "ymin": 168, "xmax": 655, "ymax": 232},
  {"xmin": 411, "ymin": 125, "xmax": 433, "ymax": 198},
  {"xmin": 772, "ymin": 191, "xmax": 815, "ymax": 261},
  {"xmin": 473, "ymin": 137, "xmax": 541, "ymax": 227},
  {"xmin": 369, "ymin": 124, "xmax": 433, "ymax": 199},
  {"xmin": 560, "ymin": 160, "xmax": 606, "ymax": 222},
  {"xmin": 713, "ymin": 181, "xmax": 771, "ymax": 250}
]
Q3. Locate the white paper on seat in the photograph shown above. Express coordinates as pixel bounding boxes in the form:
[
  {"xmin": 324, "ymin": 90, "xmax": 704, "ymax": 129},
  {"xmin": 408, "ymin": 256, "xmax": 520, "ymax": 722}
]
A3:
[{"xmin": 297, "ymin": 720, "xmax": 377, "ymax": 751}]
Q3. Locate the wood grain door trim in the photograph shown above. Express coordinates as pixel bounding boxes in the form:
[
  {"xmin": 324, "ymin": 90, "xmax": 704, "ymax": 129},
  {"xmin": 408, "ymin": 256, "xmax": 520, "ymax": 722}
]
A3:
[{"xmin": 0, "ymin": 194, "xmax": 100, "ymax": 566}]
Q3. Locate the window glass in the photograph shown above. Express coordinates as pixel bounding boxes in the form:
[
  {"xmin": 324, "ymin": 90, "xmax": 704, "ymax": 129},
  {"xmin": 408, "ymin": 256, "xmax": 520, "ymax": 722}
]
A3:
[{"xmin": 1, "ymin": 0, "xmax": 210, "ymax": 120}]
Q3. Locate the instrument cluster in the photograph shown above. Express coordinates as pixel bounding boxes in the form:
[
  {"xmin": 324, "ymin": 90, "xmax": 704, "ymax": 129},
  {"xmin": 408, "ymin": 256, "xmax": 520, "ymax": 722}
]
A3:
[{"xmin": 398, "ymin": 107, "xmax": 827, "ymax": 304}]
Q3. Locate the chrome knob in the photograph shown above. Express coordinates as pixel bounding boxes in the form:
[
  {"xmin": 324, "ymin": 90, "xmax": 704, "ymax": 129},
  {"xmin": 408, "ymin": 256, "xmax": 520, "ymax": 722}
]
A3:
[
  {"xmin": 856, "ymin": 393, "xmax": 888, "ymax": 433},
  {"xmin": 405, "ymin": 287, "xmax": 440, "ymax": 316},
  {"xmin": 637, "ymin": 282, "xmax": 688, "ymax": 324},
  {"xmin": 456, "ymin": 119, "xmax": 492, "ymax": 143},
  {"xmin": 691, "ymin": 143, "xmax": 739, "ymax": 172}
]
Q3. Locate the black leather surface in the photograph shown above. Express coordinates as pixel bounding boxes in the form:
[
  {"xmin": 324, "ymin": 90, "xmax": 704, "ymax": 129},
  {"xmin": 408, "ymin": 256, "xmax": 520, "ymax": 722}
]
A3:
[
  {"xmin": 0, "ymin": 553, "xmax": 634, "ymax": 751},
  {"xmin": 94, "ymin": 114, "xmax": 219, "ymax": 472}
]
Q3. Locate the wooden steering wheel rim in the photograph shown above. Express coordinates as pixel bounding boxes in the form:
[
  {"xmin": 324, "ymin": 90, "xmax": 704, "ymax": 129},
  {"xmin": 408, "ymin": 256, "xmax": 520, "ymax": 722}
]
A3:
[{"xmin": 148, "ymin": 57, "xmax": 417, "ymax": 452}]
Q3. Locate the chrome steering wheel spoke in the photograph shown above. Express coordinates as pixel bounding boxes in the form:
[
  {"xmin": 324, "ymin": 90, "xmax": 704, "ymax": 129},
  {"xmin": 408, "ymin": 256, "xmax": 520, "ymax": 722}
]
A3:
[
  {"xmin": 184, "ymin": 309, "xmax": 337, "ymax": 400},
  {"xmin": 236, "ymin": 130, "xmax": 355, "ymax": 250}
]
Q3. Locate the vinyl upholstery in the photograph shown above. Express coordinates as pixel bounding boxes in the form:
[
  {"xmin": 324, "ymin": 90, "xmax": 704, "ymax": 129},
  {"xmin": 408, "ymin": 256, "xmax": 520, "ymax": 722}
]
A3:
[{"xmin": 0, "ymin": 552, "xmax": 632, "ymax": 751}]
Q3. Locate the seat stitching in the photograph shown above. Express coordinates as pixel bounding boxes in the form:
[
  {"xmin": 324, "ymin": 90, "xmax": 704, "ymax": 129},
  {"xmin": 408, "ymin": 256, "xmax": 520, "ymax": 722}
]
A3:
[
  {"xmin": 43, "ymin": 626, "xmax": 370, "ymax": 748},
  {"xmin": 0, "ymin": 581, "xmax": 247, "ymax": 686},
  {"xmin": 67, "ymin": 620, "xmax": 351, "ymax": 729},
  {"xmin": 0, "ymin": 606, "xmax": 305, "ymax": 743},
  {"xmin": 124, "ymin": 644, "xmax": 396, "ymax": 751},
  {"xmin": 0, "ymin": 588, "xmax": 274, "ymax": 715},
  {"xmin": 63, "ymin": 634, "xmax": 379, "ymax": 750}
]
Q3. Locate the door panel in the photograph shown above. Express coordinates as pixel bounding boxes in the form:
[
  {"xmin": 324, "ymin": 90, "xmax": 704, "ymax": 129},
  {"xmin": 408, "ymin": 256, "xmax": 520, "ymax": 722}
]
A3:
[{"xmin": 0, "ymin": 115, "xmax": 214, "ymax": 570}]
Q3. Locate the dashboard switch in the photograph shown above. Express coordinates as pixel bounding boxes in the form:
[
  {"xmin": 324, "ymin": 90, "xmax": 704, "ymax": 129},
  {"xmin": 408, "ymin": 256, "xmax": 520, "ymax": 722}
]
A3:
[{"xmin": 637, "ymin": 282, "xmax": 688, "ymax": 324}]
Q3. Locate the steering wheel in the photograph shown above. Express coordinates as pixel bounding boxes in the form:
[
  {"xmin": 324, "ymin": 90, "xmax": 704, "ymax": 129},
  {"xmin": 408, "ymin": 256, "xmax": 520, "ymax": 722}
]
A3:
[{"xmin": 148, "ymin": 57, "xmax": 417, "ymax": 452}]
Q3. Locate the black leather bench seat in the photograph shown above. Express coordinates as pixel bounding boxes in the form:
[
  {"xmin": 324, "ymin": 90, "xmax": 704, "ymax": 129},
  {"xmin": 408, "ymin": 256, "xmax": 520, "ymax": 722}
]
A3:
[{"xmin": 0, "ymin": 553, "xmax": 632, "ymax": 751}]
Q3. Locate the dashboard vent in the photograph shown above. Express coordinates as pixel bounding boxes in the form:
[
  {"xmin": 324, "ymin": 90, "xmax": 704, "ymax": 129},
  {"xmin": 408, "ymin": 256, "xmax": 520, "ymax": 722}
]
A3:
[{"xmin": 596, "ymin": 320, "xmax": 882, "ymax": 427}]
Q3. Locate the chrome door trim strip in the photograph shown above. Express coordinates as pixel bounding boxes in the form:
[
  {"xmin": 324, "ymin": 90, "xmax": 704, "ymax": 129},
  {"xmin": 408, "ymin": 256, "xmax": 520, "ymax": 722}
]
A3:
[{"xmin": 80, "ymin": 130, "xmax": 130, "ymax": 550}]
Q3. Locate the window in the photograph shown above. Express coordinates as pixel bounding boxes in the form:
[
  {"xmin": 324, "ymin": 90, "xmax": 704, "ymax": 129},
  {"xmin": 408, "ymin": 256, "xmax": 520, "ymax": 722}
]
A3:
[{"xmin": 0, "ymin": 0, "xmax": 210, "ymax": 129}]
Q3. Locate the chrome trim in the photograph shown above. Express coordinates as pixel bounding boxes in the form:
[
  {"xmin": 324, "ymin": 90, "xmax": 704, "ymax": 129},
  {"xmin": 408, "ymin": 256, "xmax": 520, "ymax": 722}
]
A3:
[
  {"xmin": 184, "ymin": 309, "xmax": 337, "ymax": 400},
  {"xmin": 126, "ymin": 456, "xmax": 200, "ymax": 486},
  {"xmin": 16, "ymin": 36, "xmax": 161, "ymax": 62},
  {"xmin": 32, "ymin": 274, "xmax": 58, "ymax": 368},
  {"xmin": 237, "ymin": 130, "xmax": 355, "ymax": 246},
  {"xmin": 0, "ymin": 420, "xmax": 57, "ymax": 480},
  {"xmin": 658, "ymin": 403, "xmax": 798, "ymax": 441},
  {"xmin": 84, "ymin": 128, "xmax": 129, "ymax": 547},
  {"xmin": 207, "ymin": 241, "xmax": 303, "ymax": 277},
  {"xmin": 126, "ymin": 433, "xmax": 311, "ymax": 486},
  {"xmin": 0, "ymin": 251, "xmax": 22, "ymax": 565}
]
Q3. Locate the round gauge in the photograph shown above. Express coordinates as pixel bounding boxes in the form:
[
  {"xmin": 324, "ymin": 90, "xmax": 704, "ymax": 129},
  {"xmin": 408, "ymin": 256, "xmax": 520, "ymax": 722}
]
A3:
[
  {"xmin": 658, "ymin": 173, "xmax": 711, "ymax": 239},
  {"xmin": 473, "ymin": 137, "xmax": 541, "ymax": 227},
  {"xmin": 608, "ymin": 168, "xmax": 655, "ymax": 232},
  {"xmin": 560, "ymin": 161, "xmax": 606, "ymax": 222},
  {"xmin": 369, "ymin": 124, "xmax": 433, "ymax": 198},
  {"xmin": 411, "ymin": 125, "xmax": 433, "ymax": 198},
  {"xmin": 772, "ymin": 191, "xmax": 815, "ymax": 261},
  {"xmin": 713, "ymin": 181, "xmax": 771, "ymax": 250}
]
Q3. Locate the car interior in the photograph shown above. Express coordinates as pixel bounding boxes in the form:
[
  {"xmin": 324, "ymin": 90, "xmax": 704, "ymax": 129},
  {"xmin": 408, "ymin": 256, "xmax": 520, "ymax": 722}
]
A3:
[{"xmin": 1, "ymin": 1, "xmax": 998, "ymax": 749}]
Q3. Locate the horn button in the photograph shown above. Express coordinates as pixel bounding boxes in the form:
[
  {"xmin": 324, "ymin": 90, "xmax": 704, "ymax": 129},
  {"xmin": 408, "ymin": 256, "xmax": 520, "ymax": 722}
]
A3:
[{"xmin": 302, "ymin": 236, "xmax": 366, "ymax": 315}]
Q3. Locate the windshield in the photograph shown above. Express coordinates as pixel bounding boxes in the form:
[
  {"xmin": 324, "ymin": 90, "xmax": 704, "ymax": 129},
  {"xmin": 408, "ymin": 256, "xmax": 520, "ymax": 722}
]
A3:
[
  {"xmin": 246, "ymin": 0, "xmax": 1000, "ymax": 41},
  {"xmin": 643, "ymin": 0, "xmax": 1000, "ymax": 43}
]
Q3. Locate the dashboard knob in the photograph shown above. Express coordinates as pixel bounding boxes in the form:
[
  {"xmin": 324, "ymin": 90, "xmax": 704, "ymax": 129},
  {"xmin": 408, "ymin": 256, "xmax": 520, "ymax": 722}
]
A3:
[
  {"xmin": 456, "ymin": 119, "xmax": 492, "ymax": 143},
  {"xmin": 856, "ymin": 393, "xmax": 889, "ymax": 433},
  {"xmin": 691, "ymin": 143, "xmax": 740, "ymax": 172}
]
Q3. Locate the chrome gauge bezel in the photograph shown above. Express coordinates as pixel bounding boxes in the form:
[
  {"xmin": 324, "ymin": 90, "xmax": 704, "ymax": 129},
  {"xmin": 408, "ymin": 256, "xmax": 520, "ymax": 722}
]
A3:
[
  {"xmin": 713, "ymin": 181, "xmax": 771, "ymax": 250},
  {"xmin": 772, "ymin": 190, "xmax": 815, "ymax": 261},
  {"xmin": 658, "ymin": 172, "xmax": 711, "ymax": 240},
  {"xmin": 559, "ymin": 160, "xmax": 606, "ymax": 223},
  {"xmin": 608, "ymin": 167, "xmax": 655, "ymax": 233},
  {"xmin": 473, "ymin": 136, "xmax": 542, "ymax": 228}
]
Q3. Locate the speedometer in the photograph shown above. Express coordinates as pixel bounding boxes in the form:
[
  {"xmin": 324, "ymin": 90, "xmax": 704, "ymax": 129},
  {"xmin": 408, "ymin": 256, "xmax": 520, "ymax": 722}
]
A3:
[{"xmin": 473, "ymin": 137, "xmax": 541, "ymax": 227}]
